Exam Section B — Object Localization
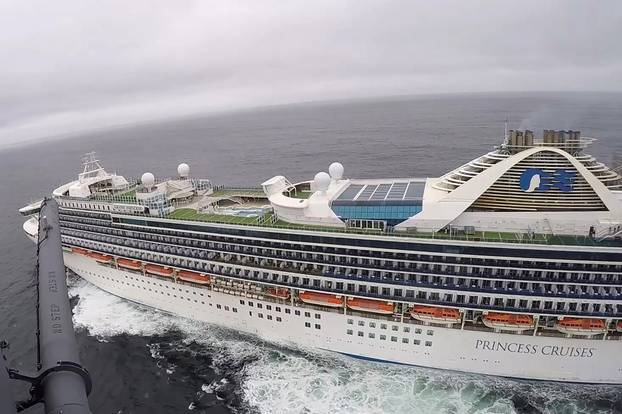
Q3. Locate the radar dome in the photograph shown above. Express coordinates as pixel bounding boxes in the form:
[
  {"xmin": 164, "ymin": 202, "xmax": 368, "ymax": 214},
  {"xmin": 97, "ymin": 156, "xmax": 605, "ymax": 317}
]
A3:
[
  {"xmin": 141, "ymin": 172, "xmax": 155, "ymax": 190},
  {"xmin": 314, "ymin": 171, "xmax": 331, "ymax": 192},
  {"xmin": 177, "ymin": 163, "xmax": 190, "ymax": 178},
  {"xmin": 329, "ymin": 162, "xmax": 344, "ymax": 180}
]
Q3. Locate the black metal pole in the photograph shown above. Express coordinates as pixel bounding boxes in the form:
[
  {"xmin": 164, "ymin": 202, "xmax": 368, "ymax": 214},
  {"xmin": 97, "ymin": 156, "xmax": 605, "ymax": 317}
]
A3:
[{"xmin": 37, "ymin": 199, "xmax": 92, "ymax": 414}]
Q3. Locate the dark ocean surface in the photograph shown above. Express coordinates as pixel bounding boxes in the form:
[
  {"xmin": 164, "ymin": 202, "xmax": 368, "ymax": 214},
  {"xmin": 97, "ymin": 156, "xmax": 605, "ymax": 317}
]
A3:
[{"xmin": 1, "ymin": 92, "xmax": 622, "ymax": 414}]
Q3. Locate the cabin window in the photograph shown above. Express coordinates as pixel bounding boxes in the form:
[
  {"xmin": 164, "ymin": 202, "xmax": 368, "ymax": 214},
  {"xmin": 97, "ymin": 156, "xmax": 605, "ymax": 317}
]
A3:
[
  {"xmin": 425, "ymin": 341, "xmax": 432, "ymax": 347},
  {"xmin": 380, "ymin": 335, "xmax": 386, "ymax": 340},
  {"xmin": 369, "ymin": 333, "xmax": 375, "ymax": 339},
  {"xmin": 305, "ymin": 322, "xmax": 311, "ymax": 328},
  {"xmin": 347, "ymin": 330, "xmax": 353, "ymax": 335},
  {"xmin": 403, "ymin": 327, "xmax": 410, "ymax": 333},
  {"xmin": 314, "ymin": 324, "xmax": 321, "ymax": 330},
  {"xmin": 347, "ymin": 319, "xmax": 354, "ymax": 325},
  {"xmin": 402, "ymin": 338, "xmax": 409, "ymax": 344},
  {"xmin": 358, "ymin": 331, "xmax": 364, "ymax": 337},
  {"xmin": 391, "ymin": 336, "xmax": 397, "ymax": 342},
  {"xmin": 358, "ymin": 321, "xmax": 365, "ymax": 327},
  {"xmin": 427, "ymin": 330, "xmax": 434, "ymax": 336},
  {"xmin": 414, "ymin": 340, "xmax": 421, "ymax": 345},
  {"xmin": 369, "ymin": 322, "xmax": 376, "ymax": 328}
]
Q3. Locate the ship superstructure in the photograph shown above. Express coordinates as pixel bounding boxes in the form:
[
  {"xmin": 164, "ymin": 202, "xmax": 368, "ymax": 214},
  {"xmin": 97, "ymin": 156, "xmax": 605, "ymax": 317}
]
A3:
[{"xmin": 21, "ymin": 130, "xmax": 622, "ymax": 383}]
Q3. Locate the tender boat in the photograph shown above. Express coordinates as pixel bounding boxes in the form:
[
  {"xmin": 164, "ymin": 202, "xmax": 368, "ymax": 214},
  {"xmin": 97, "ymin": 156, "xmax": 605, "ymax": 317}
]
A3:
[
  {"xmin": 410, "ymin": 305, "xmax": 461, "ymax": 325},
  {"xmin": 482, "ymin": 312, "xmax": 535, "ymax": 332},
  {"xmin": 88, "ymin": 251, "xmax": 113, "ymax": 264},
  {"xmin": 298, "ymin": 291, "xmax": 343, "ymax": 308},
  {"xmin": 145, "ymin": 264, "xmax": 174, "ymax": 277},
  {"xmin": 177, "ymin": 270, "xmax": 210, "ymax": 284},
  {"xmin": 556, "ymin": 318, "xmax": 606, "ymax": 336},
  {"xmin": 117, "ymin": 258, "xmax": 142, "ymax": 271},
  {"xmin": 266, "ymin": 287, "xmax": 290, "ymax": 299},
  {"xmin": 71, "ymin": 247, "xmax": 90, "ymax": 256},
  {"xmin": 346, "ymin": 298, "xmax": 394, "ymax": 315}
]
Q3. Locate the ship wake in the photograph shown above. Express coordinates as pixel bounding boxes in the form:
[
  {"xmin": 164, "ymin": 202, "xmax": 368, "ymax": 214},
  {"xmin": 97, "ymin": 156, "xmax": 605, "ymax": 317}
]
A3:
[{"xmin": 68, "ymin": 277, "xmax": 621, "ymax": 414}]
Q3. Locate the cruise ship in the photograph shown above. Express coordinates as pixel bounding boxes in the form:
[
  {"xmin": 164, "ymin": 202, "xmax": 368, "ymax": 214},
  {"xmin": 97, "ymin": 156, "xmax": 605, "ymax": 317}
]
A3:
[{"xmin": 20, "ymin": 129, "xmax": 622, "ymax": 383}]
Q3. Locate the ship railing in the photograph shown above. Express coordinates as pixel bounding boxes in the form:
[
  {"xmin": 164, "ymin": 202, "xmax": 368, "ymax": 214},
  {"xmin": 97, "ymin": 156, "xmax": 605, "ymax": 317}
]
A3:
[
  {"xmin": 103, "ymin": 202, "xmax": 622, "ymax": 247},
  {"xmin": 65, "ymin": 238, "xmax": 622, "ymax": 321},
  {"xmin": 59, "ymin": 218, "xmax": 620, "ymax": 289},
  {"xmin": 60, "ymin": 221, "xmax": 621, "ymax": 298}
]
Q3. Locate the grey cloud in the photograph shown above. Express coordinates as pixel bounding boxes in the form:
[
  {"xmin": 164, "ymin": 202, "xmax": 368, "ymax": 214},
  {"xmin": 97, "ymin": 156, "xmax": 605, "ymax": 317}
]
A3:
[{"xmin": 1, "ymin": 0, "xmax": 621, "ymax": 147}]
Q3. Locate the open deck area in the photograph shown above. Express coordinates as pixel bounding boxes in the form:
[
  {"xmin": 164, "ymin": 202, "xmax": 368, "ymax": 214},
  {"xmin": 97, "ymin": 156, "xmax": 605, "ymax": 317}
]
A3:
[
  {"xmin": 162, "ymin": 206, "xmax": 621, "ymax": 248},
  {"xmin": 73, "ymin": 183, "xmax": 622, "ymax": 248}
]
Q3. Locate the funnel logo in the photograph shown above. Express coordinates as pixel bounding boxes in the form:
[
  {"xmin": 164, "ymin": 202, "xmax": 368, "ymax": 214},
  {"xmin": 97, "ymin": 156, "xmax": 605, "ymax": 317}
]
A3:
[{"xmin": 519, "ymin": 169, "xmax": 576, "ymax": 193}]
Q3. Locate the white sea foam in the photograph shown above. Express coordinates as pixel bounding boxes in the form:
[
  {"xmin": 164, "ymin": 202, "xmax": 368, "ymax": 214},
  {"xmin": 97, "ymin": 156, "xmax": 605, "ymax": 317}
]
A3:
[{"xmin": 69, "ymin": 279, "xmax": 619, "ymax": 414}]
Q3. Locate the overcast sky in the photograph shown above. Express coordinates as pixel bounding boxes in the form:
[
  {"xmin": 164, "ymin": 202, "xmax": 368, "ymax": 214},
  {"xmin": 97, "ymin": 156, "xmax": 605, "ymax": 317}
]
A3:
[{"xmin": 1, "ymin": 0, "xmax": 621, "ymax": 146}]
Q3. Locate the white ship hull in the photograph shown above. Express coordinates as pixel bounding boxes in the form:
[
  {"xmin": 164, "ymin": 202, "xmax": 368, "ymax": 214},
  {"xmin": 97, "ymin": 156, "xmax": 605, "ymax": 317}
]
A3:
[{"xmin": 66, "ymin": 253, "xmax": 622, "ymax": 384}]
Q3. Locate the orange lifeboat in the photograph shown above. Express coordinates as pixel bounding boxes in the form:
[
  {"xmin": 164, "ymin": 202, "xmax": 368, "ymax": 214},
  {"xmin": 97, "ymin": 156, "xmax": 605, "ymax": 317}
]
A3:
[
  {"xmin": 88, "ymin": 251, "xmax": 113, "ymax": 264},
  {"xmin": 482, "ymin": 312, "xmax": 535, "ymax": 332},
  {"xmin": 410, "ymin": 305, "xmax": 461, "ymax": 325},
  {"xmin": 266, "ymin": 287, "xmax": 290, "ymax": 299},
  {"xmin": 117, "ymin": 258, "xmax": 142, "ymax": 271},
  {"xmin": 556, "ymin": 318, "xmax": 606, "ymax": 337},
  {"xmin": 72, "ymin": 247, "xmax": 89, "ymax": 256},
  {"xmin": 145, "ymin": 264, "xmax": 174, "ymax": 277},
  {"xmin": 617, "ymin": 321, "xmax": 622, "ymax": 333},
  {"xmin": 298, "ymin": 291, "xmax": 343, "ymax": 308},
  {"xmin": 346, "ymin": 298, "xmax": 394, "ymax": 315},
  {"xmin": 177, "ymin": 270, "xmax": 210, "ymax": 284}
]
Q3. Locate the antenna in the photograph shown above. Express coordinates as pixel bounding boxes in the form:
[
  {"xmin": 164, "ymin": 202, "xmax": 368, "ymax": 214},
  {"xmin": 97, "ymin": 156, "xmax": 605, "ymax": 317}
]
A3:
[{"xmin": 503, "ymin": 116, "xmax": 509, "ymax": 145}]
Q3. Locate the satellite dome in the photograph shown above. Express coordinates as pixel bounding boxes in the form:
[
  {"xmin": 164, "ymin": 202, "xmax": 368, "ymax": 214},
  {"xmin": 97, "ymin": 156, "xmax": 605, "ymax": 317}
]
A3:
[
  {"xmin": 314, "ymin": 171, "xmax": 331, "ymax": 192},
  {"xmin": 141, "ymin": 172, "xmax": 155, "ymax": 190},
  {"xmin": 329, "ymin": 162, "xmax": 344, "ymax": 180},
  {"xmin": 178, "ymin": 163, "xmax": 190, "ymax": 178}
]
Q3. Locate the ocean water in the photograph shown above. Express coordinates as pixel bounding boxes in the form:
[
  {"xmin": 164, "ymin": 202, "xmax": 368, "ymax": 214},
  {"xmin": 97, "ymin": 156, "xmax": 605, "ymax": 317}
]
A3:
[{"xmin": 1, "ymin": 92, "xmax": 622, "ymax": 414}]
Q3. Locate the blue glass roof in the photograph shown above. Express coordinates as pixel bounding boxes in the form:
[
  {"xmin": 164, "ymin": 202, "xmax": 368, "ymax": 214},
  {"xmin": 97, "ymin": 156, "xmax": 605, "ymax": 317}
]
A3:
[{"xmin": 335, "ymin": 180, "xmax": 425, "ymax": 203}]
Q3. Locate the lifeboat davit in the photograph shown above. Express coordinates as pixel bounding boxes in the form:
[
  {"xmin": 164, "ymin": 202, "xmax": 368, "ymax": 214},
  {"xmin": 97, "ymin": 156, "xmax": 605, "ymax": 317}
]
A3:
[
  {"xmin": 117, "ymin": 258, "xmax": 142, "ymax": 271},
  {"xmin": 298, "ymin": 291, "xmax": 343, "ymax": 308},
  {"xmin": 177, "ymin": 270, "xmax": 210, "ymax": 284},
  {"xmin": 346, "ymin": 298, "xmax": 394, "ymax": 315},
  {"xmin": 88, "ymin": 251, "xmax": 113, "ymax": 264},
  {"xmin": 556, "ymin": 318, "xmax": 606, "ymax": 337},
  {"xmin": 410, "ymin": 305, "xmax": 461, "ymax": 325},
  {"xmin": 72, "ymin": 247, "xmax": 89, "ymax": 256},
  {"xmin": 145, "ymin": 264, "xmax": 174, "ymax": 277},
  {"xmin": 482, "ymin": 312, "xmax": 535, "ymax": 332},
  {"xmin": 266, "ymin": 287, "xmax": 290, "ymax": 299}
]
